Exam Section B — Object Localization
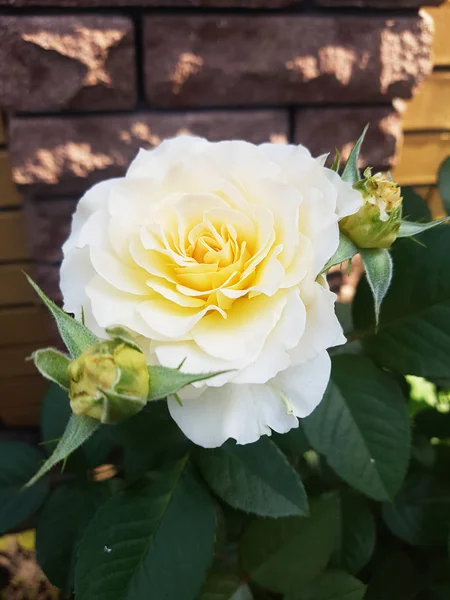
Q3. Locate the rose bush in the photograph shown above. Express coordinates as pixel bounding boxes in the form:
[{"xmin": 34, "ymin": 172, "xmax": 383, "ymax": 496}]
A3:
[
  {"xmin": 60, "ymin": 136, "xmax": 362, "ymax": 447},
  {"xmin": 4, "ymin": 136, "xmax": 450, "ymax": 600}
]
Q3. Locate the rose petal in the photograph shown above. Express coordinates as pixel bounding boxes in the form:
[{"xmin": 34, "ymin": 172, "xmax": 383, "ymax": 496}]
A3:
[
  {"xmin": 168, "ymin": 382, "xmax": 298, "ymax": 448},
  {"xmin": 272, "ymin": 351, "xmax": 331, "ymax": 418}
]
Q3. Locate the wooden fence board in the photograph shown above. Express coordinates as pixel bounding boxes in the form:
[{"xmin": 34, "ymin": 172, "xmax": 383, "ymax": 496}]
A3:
[
  {"xmin": 403, "ymin": 72, "xmax": 450, "ymax": 131},
  {"xmin": 0, "ymin": 212, "xmax": 29, "ymax": 261},
  {"xmin": 392, "ymin": 133, "xmax": 450, "ymax": 185},
  {"xmin": 0, "ymin": 263, "xmax": 35, "ymax": 307},
  {"xmin": 0, "ymin": 375, "xmax": 46, "ymax": 426},
  {"xmin": 0, "ymin": 307, "xmax": 53, "ymax": 347},
  {"xmin": 0, "ymin": 151, "xmax": 22, "ymax": 208}
]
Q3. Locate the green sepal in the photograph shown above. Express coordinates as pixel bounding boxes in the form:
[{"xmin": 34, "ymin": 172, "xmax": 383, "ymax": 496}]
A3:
[
  {"xmin": 397, "ymin": 216, "xmax": 450, "ymax": 238},
  {"xmin": 106, "ymin": 325, "xmax": 143, "ymax": 351},
  {"xmin": 331, "ymin": 148, "xmax": 341, "ymax": 173},
  {"xmin": 321, "ymin": 232, "xmax": 358, "ymax": 273},
  {"xmin": 359, "ymin": 248, "xmax": 393, "ymax": 327},
  {"xmin": 341, "ymin": 124, "xmax": 369, "ymax": 185},
  {"xmin": 31, "ymin": 348, "xmax": 71, "ymax": 390},
  {"xmin": 26, "ymin": 274, "xmax": 98, "ymax": 358},
  {"xmin": 147, "ymin": 365, "xmax": 230, "ymax": 402},
  {"xmin": 26, "ymin": 414, "xmax": 99, "ymax": 487},
  {"xmin": 101, "ymin": 390, "xmax": 147, "ymax": 425}
]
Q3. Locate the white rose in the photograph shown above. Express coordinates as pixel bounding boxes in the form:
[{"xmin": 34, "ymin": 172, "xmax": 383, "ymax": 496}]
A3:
[{"xmin": 61, "ymin": 136, "xmax": 362, "ymax": 448}]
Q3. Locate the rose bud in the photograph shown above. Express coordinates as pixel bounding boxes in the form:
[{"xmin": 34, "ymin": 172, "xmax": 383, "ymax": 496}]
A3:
[
  {"xmin": 67, "ymin": 340, "xmax": 149, "ymax": 424},
  {"xmin": 340, "ymin": 168, "xmax": 403, "ymax": 249}
]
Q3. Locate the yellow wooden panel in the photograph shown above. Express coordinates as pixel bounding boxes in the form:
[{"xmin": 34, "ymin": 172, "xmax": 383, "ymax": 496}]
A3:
[
  {"xmin": 0, "ymin": 344, "xmax": 42, "ymax": 378},
  {"xmin": 392, "ymin": 133, "xmax": 450, "ymax": 185},
  {"xmin": 425, "ymin": 2, "xmax": 450, "ymax": 66},
  {"xmin": 403, "ymin": 72, "xmax": 450, "ymax": 131},
  {"xmin": 0, "ymin": 375, "xmax": 46, "ymax": 426},
  {"xmin": 0, "ymin": 151, "xmax": 22, "ymax": 207},
  {"xmin": 0, "ymin": 263, "xmax": 35, "ymax": 307},
  {"xmin": 0, "ymin": 306, "xmax": 53, "ymax": 347},
  {"xmin": 0, "ymin": 211, "xmax": 29, "ymax": 261}
]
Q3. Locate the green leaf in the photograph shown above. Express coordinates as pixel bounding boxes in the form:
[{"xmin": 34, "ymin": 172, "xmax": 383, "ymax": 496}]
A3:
[
  {"xmin": 239, "ymin": 496, "xmax": 339, "ymax": 594},
  {"xmin": 0, "ymin": 442, "xmax": 49, "ymax": 534},
  {"xmin": 198, "ymin": 573, "xmax": 253, "ymax": 600},
  {"xmin": 335, "ymin": 302, "xmax": 354, "ymax": 336},
  {"xmin": 114, "ymin": 401, "xmax": 190, "ymax": 482},
  {"xmin": 365, "ymin": 552, "xmax": 425, "ymax": 600},
  {"xmin": 397, "ymin": 216, "xmax": 450, "ymax": 238},
  {"xmin": 415, "ymin": 408, "xmax": 450, "ymax": 440},
  {"xmin": 322, "ymin": 232, "xmax": 358, "ymax": 273},
  {"xmin": 302, "ymin": 355, "xmax": 410, "ymax": 501},
  {"xmin": 382, "ymin": 473, "xmax": 450, "ymax": 546},
  {"xmin": 359, "ymin": 248, "xmax": 393, "ymax": 326},
  {"xmin": 28, "ymin": 414, "xmax": 99, "ymax": 487},
  {"xmin": 341, "ymin": 124, "xmax": 369, "ymax": 185},
  {"xmin": 36, "ymin": 481, "xmax": 112, "ymax": 594},
  {"xmin": 75, "ymin": 459, "xmax": 216, "ymax": 600},
  {"xmin": 272, "ymin": 426, "xmax": 310, "ymax": 458},
  {"xmin": 438, "ymin": 156, "xmax": 450, "ymax": 215},
  {"xmin": 332, "ymin": 489, "xmax": 376, "ymax": 574},
  {"xmin": 401, "ymin": 187, "xmax": 431, "ymax": 222},
  {"xmin": 32, "ymin": 348, "xmax": 71, "ymax": 389},
  {"xmin": 147, "ymin": 365, "xmax": 228, "ymax": 402},
  {"xmin": 196, "ymin": 438, "xmax": 308, "ymax": 518},
  {"xmin": 41, "ymin": 383, "xmax": 112, "ymax": 468},
  {"xmin": 26, "ymin": 274, "xmax": 97, "ymax": 358},
  {"xmin": 286, "ymin": 569, "xmax": 366, "ymax": 600},
  {"xmin": 353, "ymin": 228, "xmax": 450, "ymax": 380}
]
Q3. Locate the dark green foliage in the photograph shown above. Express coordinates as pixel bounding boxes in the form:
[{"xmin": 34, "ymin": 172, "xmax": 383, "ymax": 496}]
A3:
[{"xmin": 0, "ymin": 442, "xmax": 49, "ymax": 534}]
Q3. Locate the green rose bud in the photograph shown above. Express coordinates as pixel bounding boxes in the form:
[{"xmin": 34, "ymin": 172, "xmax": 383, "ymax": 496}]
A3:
[
  {"xmin": 67, "ymin": 340, "xmax": 149, "ymax": 424},
  {"xmin": 340, "ymin": 168, "xmax": 403, "ymax": 249}
]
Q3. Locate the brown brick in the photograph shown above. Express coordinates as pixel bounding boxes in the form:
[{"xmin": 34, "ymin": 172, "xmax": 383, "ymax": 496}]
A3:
[
  {"xmin": 9, "ymin": 111, "xmax": 289, "ymax": 194},
  {"xmin": 0, "ymin": 0, "xmax": 300, "ymax": 5},
  {"xmin": 143, "ymin": 14, "xmax": 433, "ymax": 108},
  {"xmin": 295, "ymin": 107, "xmax": 402, "ymax": 170},
  {"xmin": 0, "ymin": 16, "xmax": 136, "ymax": 112},
  {"xmin": 23, "ymin": 199, "xmax": 76, "ymax": 263}
]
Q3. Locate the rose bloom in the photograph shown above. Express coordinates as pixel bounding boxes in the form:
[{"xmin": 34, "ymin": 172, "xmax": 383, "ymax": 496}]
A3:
[{"xmin": 61, "ymin": 136, "xmax": 362, "ymax": 448}]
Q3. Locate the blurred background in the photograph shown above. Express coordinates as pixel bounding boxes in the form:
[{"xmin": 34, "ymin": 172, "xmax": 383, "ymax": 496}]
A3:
[{"xmin": 0, "ymin": 0, "xmax": 448, "ymax": 469}]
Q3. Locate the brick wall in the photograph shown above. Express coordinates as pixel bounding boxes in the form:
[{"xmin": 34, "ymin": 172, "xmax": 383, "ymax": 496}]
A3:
[{"xmin": 0, "ymin": 0, "xmax": 442, "ymax": 427}]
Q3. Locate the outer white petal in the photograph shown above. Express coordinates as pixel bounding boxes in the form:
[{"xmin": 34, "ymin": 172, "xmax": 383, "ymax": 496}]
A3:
[
  {"xmin": 233, "ymin": 288, "xmax": 306, "ymax": 384},
  {"xmin": 323, "ymin": 168, "xmax": 363, "ymax": 218},
  {"xmin": 60, "ymin": 246, "xmax": 95, "ymax": 320},
  {"xmin": 126, "ymin": 136, "xmax": 209, "ymax": 179},
  {"xmin": 272, "ymin": 351, "xmax": 331, "ymax": 418},
  {"xmin": 290, "ymin": 279, "xmax": 346, "ymax": 364},
  {"xmin": 62, "ymin": 178, "xmax": 119, "ymax": 256},
  {"xmin": 168, "ymin": 382, "xmax": 298, "ymax": 448}
]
